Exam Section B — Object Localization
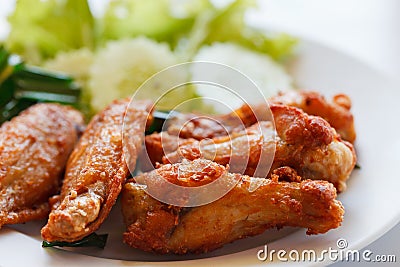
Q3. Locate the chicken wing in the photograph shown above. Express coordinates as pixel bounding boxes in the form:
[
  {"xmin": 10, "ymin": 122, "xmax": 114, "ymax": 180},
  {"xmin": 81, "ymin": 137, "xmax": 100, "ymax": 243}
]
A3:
[
  {"xmin": 41, "ymin": 99, "xmax": 153, "ymax": 242},
  {"xmin": 166, "ymin": 101, "xmax": 260, "ymax": 140},
  {"xmin": 0, "ymin": 103, "xmax": 84, "ymax": 228},
  {"xmin": 166, "ymin": 90, "xmax": 356, "ymax": 142},
  {"xmin": 149, "ymin": 105, "xmax": 356, "ymax": 192},
  {"xmin": 122, "ymin": 159, "xmax": 344, "ymax": 254},
  {"xmin": 143, "ymin": 132, "xmax": 195, "ymax": 169},
  {"xmin": 269, "ymin": 91, "xmax": 356, "ymax": 142}
]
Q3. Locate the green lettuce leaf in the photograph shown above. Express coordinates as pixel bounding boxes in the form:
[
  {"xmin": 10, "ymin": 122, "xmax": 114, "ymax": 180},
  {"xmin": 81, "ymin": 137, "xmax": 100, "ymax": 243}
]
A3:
[
  {"xmin": 183, "ymin": 0, "xmax": 297, "ymax": 61},
  {"xmin": 101, "ymin": 0, "xmax": 212, "ymax": 47},
  {"xmin": 6, "ymin": 0, "xmax": 95, "ymax": 64}
]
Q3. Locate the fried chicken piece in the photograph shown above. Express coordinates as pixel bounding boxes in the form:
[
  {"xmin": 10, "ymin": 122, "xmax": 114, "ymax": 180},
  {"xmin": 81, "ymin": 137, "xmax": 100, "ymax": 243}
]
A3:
[
  {"xmin": 269, "ymin": 91, "xmax": 356, "ymax": 142},
  {"xmin": 166, "ymin": 101, "xmax": 261, "ymax": 140},
  {"xmin": 156, "ymin": 105, "xmax": 356, "ymax": 192},
  {"xmin": 166, "ymin": 91, "xmax": 356, "ymax": 142},
  {"xmin": 41, "ymin": 99, "xmax": 153, "ymax": 242},
  {"xmin": 0, "ymin": 104, "xmax": 84, "ymax": 228},
  {"xmin": 143, "ymin": 132, "xmax": 195, "ymax": 169},
  {"xmin": 122, "ymin": 159, "xmax": 344, "ymax": 254}
]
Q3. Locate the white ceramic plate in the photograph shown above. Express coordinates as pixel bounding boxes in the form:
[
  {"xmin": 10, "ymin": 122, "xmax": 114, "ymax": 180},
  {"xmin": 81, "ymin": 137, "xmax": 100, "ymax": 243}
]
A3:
[{"xmin": 1, "ymin": 38, "xmax": 399, "ymax": 267}]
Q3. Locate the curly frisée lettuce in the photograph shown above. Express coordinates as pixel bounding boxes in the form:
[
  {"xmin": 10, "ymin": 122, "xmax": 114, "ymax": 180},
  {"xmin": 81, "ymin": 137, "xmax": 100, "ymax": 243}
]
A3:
[
  {"xmin": 88, "ymin": 37, "xmax": 198, "ymax": 112},
  {"xmin": 44, "ymin": 48, "xmax": 94, "ymax": 86},
  {"xmin": 6, "ymin": 0, "xmax": 95, "ymax": 64},
  {"xmin": 43, "ymin": 48, "xmax": 95, "ymax": 117}
]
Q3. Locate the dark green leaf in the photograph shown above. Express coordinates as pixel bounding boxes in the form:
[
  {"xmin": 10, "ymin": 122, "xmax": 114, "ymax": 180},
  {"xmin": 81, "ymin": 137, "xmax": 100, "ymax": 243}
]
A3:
[
  {"xmin": 145, "ymin": 110, "xmax": 177, "ymax": 135},
  {"xmin": 0, "ymin": 99, "xmax": 35, "ymax": 124},
  {"xmin": 42, "ymin": 233, "xmax": 108, "ymax": 249},
  {"xmin": 0, "ymin": 46, "xmax": 10, "ymax": 73},
  {"xmin": 16, "ymin": 65, "xmax": 74, "ymax": 83},
  {"xmin": 0, "ymin": 47, "xmax": 81, "ymax": 124}
]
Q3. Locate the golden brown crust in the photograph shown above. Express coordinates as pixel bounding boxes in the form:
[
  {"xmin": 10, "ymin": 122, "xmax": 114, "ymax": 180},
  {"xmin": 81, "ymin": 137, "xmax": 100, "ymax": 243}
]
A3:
[
  {"xmin": 269, "ymin": 91, "xmax": 356, "ymax": 142},
  {"xmin": 148, "ymin": 105, "xmax": 356, "ymax": 192},
  {"xmin": 152, "ymin": 159, "xmax": 226, "ymax": 187},
  {"xmin": 270, "ymin": 104, "xmax": 334, "ymax": 147},
  {"xmin": 269, "ymin": 106, "xmax": 357, "ymax": 192},
  {"xmin": 122, "ymin": 159, "xmax": 344, "ymax": 254},
  {"xmin": 0, "ymin": 103, "xmax": 84, "ymax": 228},
  {"xmin": 143, "ymin": 132, "xmax": 196, "ymax": 169},
  {"xmin": 166, "ymin": 103, "xmax": 259, "ymax": 140},
  {"xmin": 41, "ymin": 99, "xmax": 153, "ymax": 242},
  {"xmin": 166, "ymin": 90, "xmax": 356, "ymax": 143}
]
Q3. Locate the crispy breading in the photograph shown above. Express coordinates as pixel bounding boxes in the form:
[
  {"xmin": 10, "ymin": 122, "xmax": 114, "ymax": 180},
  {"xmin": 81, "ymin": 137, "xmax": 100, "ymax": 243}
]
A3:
[
  {"xmin": 41, "ymin": 99, "xmax": 153, "ymax": 242},
  {"xmin": 269, "ymin": 91, "xmax": 356, "ymax": 142},
  {"xmin": 0, "ymin": 104, "xmax": 84, "ymax": 228},
  {"xmin": 143, "ymin": 132, "xmax": 195, "ymax": 169},
  {"xmin": 122, "ymin": 159, "xmax": 344, "ymax": 254},
  {"xmin": 148, "ymin": 105, "xmax": 356, "ymax": 192},
  {"xmin": 166, "ymin": 91, "xmax": 356, "ymax": 142},
  {"xmin": 166, "ymin": 102, "xmax": 259, "ymax": 140}
]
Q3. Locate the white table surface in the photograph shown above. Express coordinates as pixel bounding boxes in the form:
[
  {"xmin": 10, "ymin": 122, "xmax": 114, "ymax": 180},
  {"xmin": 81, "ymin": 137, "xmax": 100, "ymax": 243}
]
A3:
[{"xmin": 1, "ymin": 0, "xmax": 399, "ymax": 265}]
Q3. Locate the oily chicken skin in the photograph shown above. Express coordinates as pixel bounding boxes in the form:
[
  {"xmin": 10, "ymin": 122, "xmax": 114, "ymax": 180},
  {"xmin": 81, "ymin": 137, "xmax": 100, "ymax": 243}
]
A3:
[
  {"xmin": 166, "ymin": 90, "xmax": 356, "ymax": 142},
  {"xmin": 167, "ymin": 101, "xmax": 258, "ymax": 140},
  {"xmin": 269, "ymin": 90, "xmax": 356, "ymax": 143},
  {"xmin": 143, "ymin": 132, "xmax": 195, "ymax": 169},
  {"xmin": 41, "ymin": 99, "xmax": 153, "ymax": 242},
  {"xmin": 147, "ymin": 105, "xmax": 356, "ymax": 192},
  {"xmin": 122, "ymin": 159, "xmax": 344, "ymax": 254},
  {"xmin": 0, "ymin": 103, "xmax": 84, "ymax": 228}
]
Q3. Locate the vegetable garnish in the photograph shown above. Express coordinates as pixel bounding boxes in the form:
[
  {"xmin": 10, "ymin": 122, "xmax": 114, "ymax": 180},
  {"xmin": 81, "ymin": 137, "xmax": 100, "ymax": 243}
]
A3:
[
  {"xmin": 4, "ymin": 0, "xmax": 297, "ymax": 116},
  {"xmin": 180, "ymin": 0, "xmax": 297, "ymax": 60},
  {"xmin": 42, "ymin": 233, "xmax": 108, "ymax": 249},
  {"xmin": 146, "ymin": 110, "xmax": 178, "ymax": 135},
  {"xmin": 6, "ymin": 0, "xmax": 95, "ymax": 64},
  {"xmin": 0, "ymin": 46, "xmax": 81, "ymax": 124}
]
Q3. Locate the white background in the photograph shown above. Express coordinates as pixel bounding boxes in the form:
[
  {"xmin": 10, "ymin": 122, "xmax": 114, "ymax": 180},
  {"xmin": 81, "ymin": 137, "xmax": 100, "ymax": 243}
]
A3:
[
  {"xmin": 259, "ymin": 0, "xmax": 400, "ymax": 82},
  {"xmin": 1, "ymin": 0, "xmax": 399, "ymax": 265}
]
